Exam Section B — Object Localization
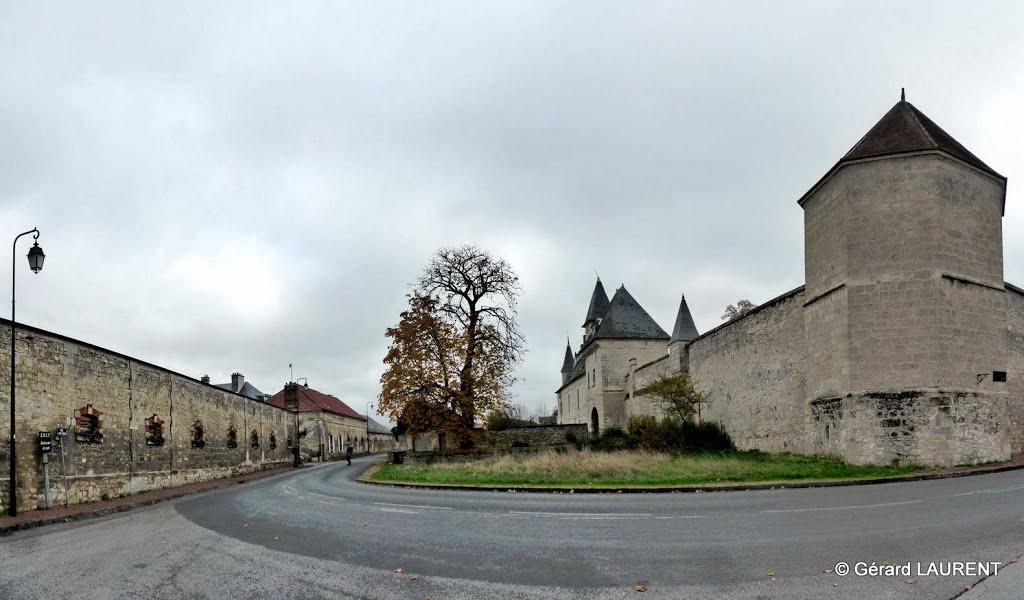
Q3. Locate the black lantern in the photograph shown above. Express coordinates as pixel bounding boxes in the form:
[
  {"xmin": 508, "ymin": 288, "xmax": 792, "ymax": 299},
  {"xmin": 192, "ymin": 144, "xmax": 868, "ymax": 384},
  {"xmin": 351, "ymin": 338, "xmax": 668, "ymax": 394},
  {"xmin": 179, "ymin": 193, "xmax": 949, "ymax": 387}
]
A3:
[{"xmin": 27, "ymin": 241, "xmax": 45, "ymax": 273}]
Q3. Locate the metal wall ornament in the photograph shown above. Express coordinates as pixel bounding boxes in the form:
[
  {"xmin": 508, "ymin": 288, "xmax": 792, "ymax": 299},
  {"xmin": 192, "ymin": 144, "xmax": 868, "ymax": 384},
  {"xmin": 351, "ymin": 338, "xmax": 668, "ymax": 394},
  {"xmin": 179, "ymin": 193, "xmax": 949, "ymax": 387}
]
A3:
[
  {"xmin": 75, "ymin": 405, "xmax": 104, "ymax": 444},
  {"xmin": 191, "ymin": 421, "xmax": 205, "ymax": 448}
]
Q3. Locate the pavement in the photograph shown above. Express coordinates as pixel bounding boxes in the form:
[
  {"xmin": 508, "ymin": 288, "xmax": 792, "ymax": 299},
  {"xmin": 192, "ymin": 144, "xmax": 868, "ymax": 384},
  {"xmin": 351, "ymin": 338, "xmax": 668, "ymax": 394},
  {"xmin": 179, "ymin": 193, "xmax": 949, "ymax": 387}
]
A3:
[
  {"xmin": 0, "ymin": 464, "xmax": 295, "ymax": 535},
  {"xmin": 1, "ymin": 454, "xmax": 1022, "ymax": 599},
  {"xmin": 958, "ymin": 558, "xmax": 1024, "ymax": 600}
]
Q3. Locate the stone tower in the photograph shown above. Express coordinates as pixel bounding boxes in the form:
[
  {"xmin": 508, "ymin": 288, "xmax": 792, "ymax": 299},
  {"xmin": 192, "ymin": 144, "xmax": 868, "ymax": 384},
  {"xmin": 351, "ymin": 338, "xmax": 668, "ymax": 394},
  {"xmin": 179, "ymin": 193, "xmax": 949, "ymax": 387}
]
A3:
[{"xmin": 800, "ymin": 93, "xmax": 1010, "ymax": 465}]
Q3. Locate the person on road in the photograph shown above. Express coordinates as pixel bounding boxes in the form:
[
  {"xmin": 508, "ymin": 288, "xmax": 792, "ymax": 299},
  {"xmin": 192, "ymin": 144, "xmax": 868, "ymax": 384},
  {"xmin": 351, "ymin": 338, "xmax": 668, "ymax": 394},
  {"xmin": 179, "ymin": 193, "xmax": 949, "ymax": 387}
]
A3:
[{"xmin": 346, "ymin": 439, "xmax": 354, "ymax": 465}]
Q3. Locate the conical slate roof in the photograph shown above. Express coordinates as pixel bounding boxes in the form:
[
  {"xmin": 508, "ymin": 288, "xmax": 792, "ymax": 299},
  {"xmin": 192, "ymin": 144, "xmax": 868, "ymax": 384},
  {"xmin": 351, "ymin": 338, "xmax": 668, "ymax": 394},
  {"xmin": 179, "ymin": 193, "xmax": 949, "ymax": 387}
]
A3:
[
  {"xmin": 800, "ymin": 94, "xmax": 1005, "ymax": 207},
  {"xmin": 561, "ymin": 340, "xmax": 574, "ymax": 373},
  {"xmin": 841, "ymin": 98, "xmax": 1000, "ymax": 178},
  {"xmin": 583, "ymin": 278, "xmax": 610, "ymax": 326},
  {"xmin": 669, "ymin": 293, "xmax": 699, "ymax": 343},
  {"xmin": 591, "ymin": 286, "xmax": 669, "ymax": 341}
]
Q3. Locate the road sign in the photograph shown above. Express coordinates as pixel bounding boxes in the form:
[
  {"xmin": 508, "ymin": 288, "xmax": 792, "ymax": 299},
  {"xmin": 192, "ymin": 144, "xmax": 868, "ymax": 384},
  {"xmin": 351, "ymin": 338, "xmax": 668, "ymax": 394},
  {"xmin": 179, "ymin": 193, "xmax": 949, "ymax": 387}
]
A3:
[
  {"xmin": 56, "ymin": 427, "xmax": 67, "ymax": 438},
  {"xmin": 38, "ymin": 431, "xmax": 53, "ymax": 454}
]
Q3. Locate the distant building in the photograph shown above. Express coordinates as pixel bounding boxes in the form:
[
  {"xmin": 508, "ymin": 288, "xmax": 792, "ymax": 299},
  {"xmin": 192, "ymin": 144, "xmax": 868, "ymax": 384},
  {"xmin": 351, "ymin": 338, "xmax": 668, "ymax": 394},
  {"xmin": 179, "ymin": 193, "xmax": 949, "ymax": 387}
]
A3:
[
  {"xmin": 266, "ymin": 382, "xmax": 396, "ymax": 457},
  {"xmin": 202, "ymin": 372, "xmax": 269, "ymax": 402}
]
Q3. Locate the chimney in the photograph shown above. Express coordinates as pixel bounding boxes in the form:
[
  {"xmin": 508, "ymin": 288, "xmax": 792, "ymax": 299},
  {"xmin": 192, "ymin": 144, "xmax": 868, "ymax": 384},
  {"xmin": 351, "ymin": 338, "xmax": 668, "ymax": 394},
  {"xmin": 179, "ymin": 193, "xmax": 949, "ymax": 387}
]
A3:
[
  {"xmin": 231, "ymin": 372, "xmax": 244, "ymax": 393},
  {"xmin": 284, "ymin": 382, "xmax": 299, "ymax": 411},
  {"xmin": 201, "ymin": 375, "xmax": 210, "ymax": 384}
]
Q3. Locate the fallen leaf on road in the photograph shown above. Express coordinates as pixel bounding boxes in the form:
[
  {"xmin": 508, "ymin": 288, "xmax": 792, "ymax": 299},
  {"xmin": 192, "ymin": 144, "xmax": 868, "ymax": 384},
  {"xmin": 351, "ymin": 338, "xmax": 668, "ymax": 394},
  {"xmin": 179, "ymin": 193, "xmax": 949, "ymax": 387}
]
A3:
[
  {"xmin": 823, "ymin": 569, "xmax": 832, "ymax": 574},
  {"xmin": 340, "ymin": 576, "xmax": 349, "ymax": 581},
  {"xmin": 964, "ymin": 584, "xmax": 973, "ymax": 590},
  {"xmin": 633, "ymin": 585, "xmax": 646, "ymax": 592},
  {"xmin": 833, "ymin": 583, "xmax": 838, "ymax": 587},
  {"xmin": 394, "ymin": 568, "xmax": 403, "ymax": 573},
  {"xmin": 767, "ymin": 570, "xmax": 775, "ymax": 577},
  {"xmin": 904, "ymin": 579, "xmax": 916, "ymax": 585}
]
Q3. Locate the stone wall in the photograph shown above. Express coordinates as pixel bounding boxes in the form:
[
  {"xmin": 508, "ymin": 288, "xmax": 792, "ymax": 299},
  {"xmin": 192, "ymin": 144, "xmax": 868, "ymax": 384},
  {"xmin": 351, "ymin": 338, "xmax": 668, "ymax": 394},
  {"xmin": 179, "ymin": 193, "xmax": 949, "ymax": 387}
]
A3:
[
  {"xmin": 1006, "ymin": 285, "xmax": 1024, "ymax": 455},
  {"xmin": 687, "ymin": 288, "xmax": 811, "ymax": 454},
  {"xmin": 811, "ymin": 390, "xmax": 1009, "ymax": 466},
  {"xmin": 0, "ymin": 321, "xmax": 293, "ymax": 513},
  {"xmin": 403, "ymin": 424, "xmax": 589, "ymax": 453},
  {"xmin": 476, "ymin": 424, "xmax": 590, "ymax": 448}
]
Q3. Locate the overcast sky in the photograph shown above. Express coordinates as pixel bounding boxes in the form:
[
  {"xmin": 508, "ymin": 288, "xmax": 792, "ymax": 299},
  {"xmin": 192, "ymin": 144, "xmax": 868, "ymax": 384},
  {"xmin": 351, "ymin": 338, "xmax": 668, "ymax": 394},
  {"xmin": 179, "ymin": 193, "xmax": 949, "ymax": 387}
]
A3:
[{"xmin": 3, "ymin": 2, "xmax": 1024, "ymax": 419}]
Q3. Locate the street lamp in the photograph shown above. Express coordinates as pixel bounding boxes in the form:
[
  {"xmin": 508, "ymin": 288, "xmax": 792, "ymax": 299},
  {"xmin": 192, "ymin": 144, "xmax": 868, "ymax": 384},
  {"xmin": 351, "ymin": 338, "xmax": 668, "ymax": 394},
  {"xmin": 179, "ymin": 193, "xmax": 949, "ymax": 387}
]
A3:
[
  {"xmin": 366, "ymin": 402, "xmax": 373, "ymax": 453},
  {"xmin": 9, "ymin": 228, "xmax": 45, "ymax": 517}
]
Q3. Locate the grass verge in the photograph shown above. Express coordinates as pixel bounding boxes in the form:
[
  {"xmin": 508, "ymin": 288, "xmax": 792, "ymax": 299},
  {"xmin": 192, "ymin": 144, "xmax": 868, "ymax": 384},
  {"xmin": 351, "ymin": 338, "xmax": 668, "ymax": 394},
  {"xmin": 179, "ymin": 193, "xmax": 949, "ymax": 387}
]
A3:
[{"xmin": 367, "ymin": 449, "xmax": 922, "ymax": 487}]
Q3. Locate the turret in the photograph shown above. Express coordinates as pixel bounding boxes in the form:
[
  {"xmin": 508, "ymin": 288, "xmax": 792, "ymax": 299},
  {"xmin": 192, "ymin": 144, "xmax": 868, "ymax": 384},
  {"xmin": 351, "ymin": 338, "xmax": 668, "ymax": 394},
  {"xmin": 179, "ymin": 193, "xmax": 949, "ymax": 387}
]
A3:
[
  {"xmin": 560, "ymin": 339, "xmax": 575, "ymax": 385},
  {"xmin": 667, "ymin": 293, "xmax": 699, "ymax": 367},
  {"xmin": 582, "ymin": 278, "xmax": 610, "ymax": 339}
]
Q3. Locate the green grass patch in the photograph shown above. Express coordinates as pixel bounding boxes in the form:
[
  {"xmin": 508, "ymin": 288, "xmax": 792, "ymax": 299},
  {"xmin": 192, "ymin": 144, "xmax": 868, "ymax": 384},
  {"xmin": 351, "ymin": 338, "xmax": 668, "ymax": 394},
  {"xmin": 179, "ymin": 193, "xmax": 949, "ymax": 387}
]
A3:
[{"xmin": 369, "ymin": 449, "xmax": 922, "ymax": 487}]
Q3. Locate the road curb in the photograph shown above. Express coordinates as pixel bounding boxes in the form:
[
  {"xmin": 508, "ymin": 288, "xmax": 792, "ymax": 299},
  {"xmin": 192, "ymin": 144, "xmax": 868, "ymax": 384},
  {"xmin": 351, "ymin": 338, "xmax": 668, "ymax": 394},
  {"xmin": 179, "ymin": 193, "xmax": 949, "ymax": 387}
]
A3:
[
  {"xmin": 0, "ymin": 465, "xmax": 302, "ymax": 536},
  {"xmin": 356, "ymin": 460, "xmax": 1024, "ymax": 494}
]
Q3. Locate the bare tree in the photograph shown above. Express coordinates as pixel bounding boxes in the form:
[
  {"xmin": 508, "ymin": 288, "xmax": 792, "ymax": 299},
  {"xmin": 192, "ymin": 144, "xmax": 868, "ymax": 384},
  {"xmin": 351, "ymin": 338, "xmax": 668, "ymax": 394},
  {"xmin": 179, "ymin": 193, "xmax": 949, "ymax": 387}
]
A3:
[
  {"xmin": 415, "ymin": 245, "xmax": 526, "ymax": 434},
  {"xmin": 721, "ymin": 299, "xmax": 756, "ymax": 321}
]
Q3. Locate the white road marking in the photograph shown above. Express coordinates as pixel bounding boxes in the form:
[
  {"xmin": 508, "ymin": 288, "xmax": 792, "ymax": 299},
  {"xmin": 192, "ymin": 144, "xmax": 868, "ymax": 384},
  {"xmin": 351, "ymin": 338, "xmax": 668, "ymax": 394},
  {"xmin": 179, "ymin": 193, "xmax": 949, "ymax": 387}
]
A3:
[
  {"xmin": 377, "ymin": 507, "xmax": 421, "ymax": 514},
  {"xmin": 374, "ymin": 502, "xmax": 453, "ymax": 511},
  {"xmin": 955, "ymin": 484, "xmax": 1024, "ymax": 496},
  {"xmin": 509, "ymin": 511, "xmax": 653, "ymax": 517},
  {"xmin": 761, "ymin": 499, "xmax": 922, "ymax": 513}
]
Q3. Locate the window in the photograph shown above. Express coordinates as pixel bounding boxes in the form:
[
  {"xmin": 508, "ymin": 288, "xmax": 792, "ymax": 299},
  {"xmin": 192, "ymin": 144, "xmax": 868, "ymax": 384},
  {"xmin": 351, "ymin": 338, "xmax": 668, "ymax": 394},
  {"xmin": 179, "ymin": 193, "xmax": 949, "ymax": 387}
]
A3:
[
  {"xmin": 269, "ymin": 433, "xmax": 277, "ymax": 449},
  {"xmin": 145, "ymin": 415, "xmax": 165, "ymax": 446},
  {"xmin": 191, "ymin": 421, "xmax": 205, "ymax": 448},
  {"xmin": 226, "ymin": 426, "xmax": 238, "ymax": 448},
  {"xmin": 250, "ymin": 429, "xmax": 260, "ymax": 449},
  {"xmin": 75, "ymin": 405, "xmax": 103, "ymax": 444}
]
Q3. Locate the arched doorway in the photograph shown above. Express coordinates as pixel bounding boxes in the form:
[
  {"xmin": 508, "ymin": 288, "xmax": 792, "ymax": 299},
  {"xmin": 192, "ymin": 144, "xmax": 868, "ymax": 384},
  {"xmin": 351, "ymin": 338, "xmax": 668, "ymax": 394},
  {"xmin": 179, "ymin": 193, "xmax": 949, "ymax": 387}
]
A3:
[{"xmin": 591, "ymin": 407, "xmax": 599, "ymax": 435}]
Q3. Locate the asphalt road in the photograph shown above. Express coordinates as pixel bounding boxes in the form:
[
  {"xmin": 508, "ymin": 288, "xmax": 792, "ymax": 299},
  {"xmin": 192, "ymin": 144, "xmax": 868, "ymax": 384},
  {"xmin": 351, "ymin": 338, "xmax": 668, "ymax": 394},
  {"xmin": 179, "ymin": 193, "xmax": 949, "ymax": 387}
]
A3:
[{"xmin": 1, "ymin": 455, "xmax": 1022, "ymax": 599}]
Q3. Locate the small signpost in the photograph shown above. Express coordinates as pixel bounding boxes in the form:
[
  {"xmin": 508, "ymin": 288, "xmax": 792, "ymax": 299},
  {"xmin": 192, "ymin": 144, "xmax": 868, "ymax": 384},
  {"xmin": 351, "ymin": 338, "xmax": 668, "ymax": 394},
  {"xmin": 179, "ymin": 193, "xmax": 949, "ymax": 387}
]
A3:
[
  {"xmin": 56, "ymin": 427, "xmax": 69, "ymax": 507},
  {"xmin": 37, "ymin": 432, "xmax": 52, "ymax": 508}
]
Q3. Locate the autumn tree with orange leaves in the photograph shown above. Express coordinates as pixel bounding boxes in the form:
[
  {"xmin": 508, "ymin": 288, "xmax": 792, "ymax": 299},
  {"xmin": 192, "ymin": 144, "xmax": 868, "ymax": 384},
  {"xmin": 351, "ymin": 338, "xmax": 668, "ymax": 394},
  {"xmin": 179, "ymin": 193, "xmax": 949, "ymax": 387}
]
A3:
[{"xmin": 378, "ymin": 246, "xmax": 525, "ymax": 442}]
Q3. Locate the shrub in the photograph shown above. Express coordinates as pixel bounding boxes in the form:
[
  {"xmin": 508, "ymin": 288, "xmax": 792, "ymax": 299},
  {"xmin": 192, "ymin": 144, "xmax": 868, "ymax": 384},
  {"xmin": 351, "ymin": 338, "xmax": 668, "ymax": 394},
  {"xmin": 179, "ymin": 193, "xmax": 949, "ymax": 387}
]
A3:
[
  {"xmin": 591, "ymin": 426, "xmax": 634, "ymax": 452},
  {"xmin": 606, "ymin": 417, "xmax": 734, "ymax": 452},
  {"xmin": 682, "ymin": 420, "xmax": 734, "ymax": 451}
]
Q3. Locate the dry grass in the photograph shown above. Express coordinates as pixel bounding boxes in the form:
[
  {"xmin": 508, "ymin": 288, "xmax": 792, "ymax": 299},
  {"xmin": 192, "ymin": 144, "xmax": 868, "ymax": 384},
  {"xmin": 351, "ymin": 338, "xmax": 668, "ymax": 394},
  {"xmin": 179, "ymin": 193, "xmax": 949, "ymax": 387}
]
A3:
[
  {"xmin": 370, "ymin": 448, "xmax": 921, "ymax": 487},
  {"xmin": 460, "ymin": 449, "xmax": 671, "ymax": 478}
]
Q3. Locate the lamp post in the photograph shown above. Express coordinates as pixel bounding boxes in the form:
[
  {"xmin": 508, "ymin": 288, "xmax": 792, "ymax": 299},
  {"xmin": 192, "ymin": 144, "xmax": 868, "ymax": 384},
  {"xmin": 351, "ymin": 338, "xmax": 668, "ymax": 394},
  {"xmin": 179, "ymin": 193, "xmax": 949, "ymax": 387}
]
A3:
[
  {"xmin": 9, "ymin": 228, "xmax": 45, "ymax": 517},
  {"xmin": 366, "ymin": 402, "xmax": 373, "ymax": 453}
]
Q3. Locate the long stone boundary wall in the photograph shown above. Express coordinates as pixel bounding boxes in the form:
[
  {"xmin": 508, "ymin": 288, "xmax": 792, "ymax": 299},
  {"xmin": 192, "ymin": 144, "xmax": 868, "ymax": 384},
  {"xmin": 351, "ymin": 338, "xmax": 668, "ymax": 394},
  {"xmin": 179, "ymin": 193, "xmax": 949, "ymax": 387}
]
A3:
[
  {"xmin": 687, "ymin": 287, "xmax": 811, "ymax": 455},
  {"xmin": 1, "ymin": 321, "xmax": 293, "ymax": 513},
  {"xmin": 1007, "ymin": 284, "xmax": 1024, "ymax": 455}
]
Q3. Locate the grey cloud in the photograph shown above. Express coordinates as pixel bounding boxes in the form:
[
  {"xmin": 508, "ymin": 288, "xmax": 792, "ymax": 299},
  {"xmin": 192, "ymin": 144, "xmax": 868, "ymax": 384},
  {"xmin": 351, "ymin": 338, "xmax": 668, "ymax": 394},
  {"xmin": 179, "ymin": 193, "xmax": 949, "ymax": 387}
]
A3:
[{"xmin": 2, "ymin": 1, "xmax": 1023, "ymax": 417}]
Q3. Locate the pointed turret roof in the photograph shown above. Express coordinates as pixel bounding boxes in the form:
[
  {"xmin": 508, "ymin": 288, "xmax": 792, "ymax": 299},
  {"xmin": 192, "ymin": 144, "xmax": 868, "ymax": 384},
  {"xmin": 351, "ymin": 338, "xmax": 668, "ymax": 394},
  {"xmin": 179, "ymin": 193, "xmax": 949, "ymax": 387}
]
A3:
[
  {"xmin": 669, "ymin": 293, "xmax": 699, "ymax": 343},
  {"xmin": 582, "ymin": 278, "xmax": 610, "ymax": 326},
  {"xmin": 561, "ymin": 340, "xmax": 574, "ymax": 373},
  {"xmin": 590, "ymin": 286, "xmax": 669, "ymax": 342},
  {"xmin": 800, "ymin": 93, "xmax": 1005, "ymax": 207}
]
